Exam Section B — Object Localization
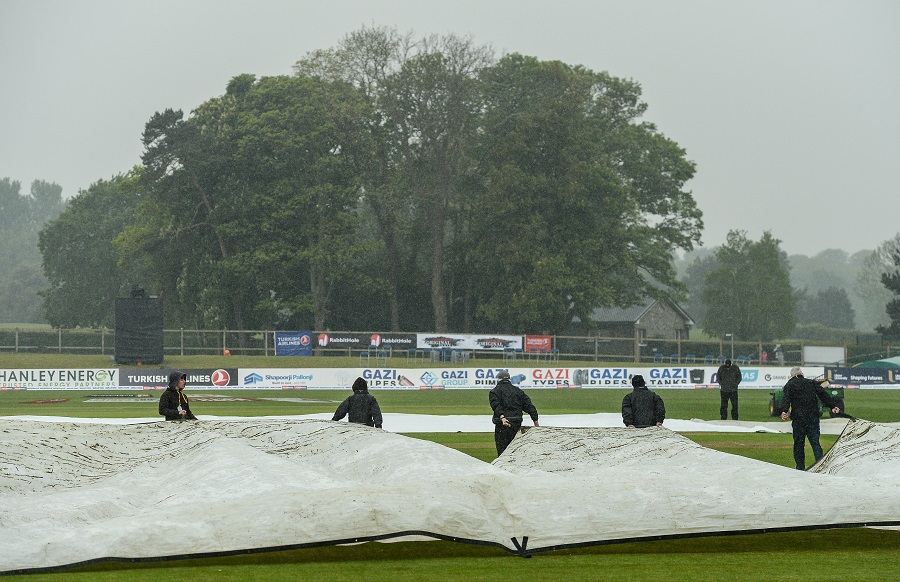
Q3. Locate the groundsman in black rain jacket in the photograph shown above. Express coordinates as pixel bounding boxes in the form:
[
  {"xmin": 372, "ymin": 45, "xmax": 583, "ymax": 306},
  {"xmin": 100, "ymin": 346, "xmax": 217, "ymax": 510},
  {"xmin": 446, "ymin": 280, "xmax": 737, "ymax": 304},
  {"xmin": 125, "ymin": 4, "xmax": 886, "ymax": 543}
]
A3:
[
  {"xmin": 622, "ymin": 375, "xmax": 666, "ymax": 428},
  {"xmin": 158, "ymin": 370, "xmax": 197, "ymax": 421},
  {"xmin": 333, "ymin": 377, "xmax": 383, "ymax": 428}
]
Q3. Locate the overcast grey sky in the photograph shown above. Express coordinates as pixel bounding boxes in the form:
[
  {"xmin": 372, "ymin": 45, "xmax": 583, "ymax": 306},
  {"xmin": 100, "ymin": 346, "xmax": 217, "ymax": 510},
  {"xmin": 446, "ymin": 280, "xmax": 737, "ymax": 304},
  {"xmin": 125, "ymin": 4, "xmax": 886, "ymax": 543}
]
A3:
[{"xmin": 2, "ymin": 0, "xmax": 898, "ymax": 257}]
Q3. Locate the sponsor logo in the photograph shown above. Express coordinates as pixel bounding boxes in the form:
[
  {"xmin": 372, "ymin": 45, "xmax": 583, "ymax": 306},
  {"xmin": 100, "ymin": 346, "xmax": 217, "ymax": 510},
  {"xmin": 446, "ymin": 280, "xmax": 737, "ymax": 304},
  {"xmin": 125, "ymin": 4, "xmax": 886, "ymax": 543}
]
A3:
[
  {"xmin": 265, "ymin": 373, "xmax": 313, "ymax": 381},
  {"xmin": 317, "ymin": 335, "xmax": 359, "ymax": 345},
  {"xmin": 532, "ymin": 369, "xmax": 570, "ymax": 386},
  {"xmin": 423, "ymin": 336, "xmax": 462, "ymax": 347},
  {"xmin": 84, "ymin": 395, "xmax": 156, "ymax": 402},
  {"xmin": 370, "ymin": 333, "xmax": 382, "ymax": 347},
  {"xmin": 211, "ymin": 369, "xmax": 231, "ymax": 386},
  {"xmin": 647, "ymin": 367, "xmax": 690, "ymax": 385},
  {"xmin": 126, "ymin": 374, "xmax": 168, "ymax": 383},
  {"xmin": 0, "ymin": 369, "xmax": 118, "ymax": 384},
  {"xmin": 421, "ymin": 371, "xmax": 438, "ymax": 385},
  {"xmin": 475, "ymin": 337, "xmax": 514, "ymax": 349},
  {"xmin": 188, "ymin": 394, "xmax": 254, "ymax": 402},
  {"xmin": 244, "ymin": 373, "xmax": 264, "ymax": 384}
]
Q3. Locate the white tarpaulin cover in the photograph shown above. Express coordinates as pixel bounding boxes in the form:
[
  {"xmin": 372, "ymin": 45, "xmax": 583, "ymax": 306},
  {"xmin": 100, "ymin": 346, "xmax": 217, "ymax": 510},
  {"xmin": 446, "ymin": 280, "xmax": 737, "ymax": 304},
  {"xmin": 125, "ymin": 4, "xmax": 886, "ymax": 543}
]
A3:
[{"xmin": 1, "ymin": 417, "xmax": 899, "ymax": 573}]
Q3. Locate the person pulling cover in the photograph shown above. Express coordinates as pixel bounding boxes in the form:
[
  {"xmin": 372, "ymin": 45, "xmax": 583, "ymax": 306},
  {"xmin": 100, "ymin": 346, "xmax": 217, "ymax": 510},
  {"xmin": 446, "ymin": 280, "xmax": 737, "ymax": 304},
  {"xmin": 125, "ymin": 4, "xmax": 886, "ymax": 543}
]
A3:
[
  {"xmin": 489, "ymin": 369, "xmax": 539, "ymax": 456},
  {"xmin": 621, "ymin": 374, "xmax": 666, "ymax": 428},
  {"xmin": 158, "ymin": 371, "xmax": 197, "ymax": 420},
  {"xmin": 332, "ymin": 377, "xmax": 383, "ymax": 428},
  {"xmin": 780, "ymin": 367, "xmax": 841, "ymax": 470}
]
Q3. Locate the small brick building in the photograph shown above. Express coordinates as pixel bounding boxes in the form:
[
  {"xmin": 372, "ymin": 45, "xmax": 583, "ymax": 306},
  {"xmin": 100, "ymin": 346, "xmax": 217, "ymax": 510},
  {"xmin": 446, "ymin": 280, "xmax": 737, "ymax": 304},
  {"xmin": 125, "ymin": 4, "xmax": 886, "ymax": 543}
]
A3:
[{"xmin": 577, "ymin": 297, "xmax": 694, "ymax": 342}]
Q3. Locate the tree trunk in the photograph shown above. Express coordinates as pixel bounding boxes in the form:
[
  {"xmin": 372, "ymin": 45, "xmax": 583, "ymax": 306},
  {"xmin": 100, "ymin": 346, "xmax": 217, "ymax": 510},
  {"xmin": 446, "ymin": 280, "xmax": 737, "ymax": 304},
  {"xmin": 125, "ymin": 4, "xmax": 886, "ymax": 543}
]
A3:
[
  {"xmin": 430, "ymin": 182, "xmax": 449, "ymax": 332},
  {"xmin": 192, "ymin": 175, "xmax": 246, "ymax": 334},
  {"xmin": 311, "ymin": 264, "xmax": 327, "ymax": 331},
  {"xmin": 369, "ymin": 197, "xmax": 401, "ymax": 330}
]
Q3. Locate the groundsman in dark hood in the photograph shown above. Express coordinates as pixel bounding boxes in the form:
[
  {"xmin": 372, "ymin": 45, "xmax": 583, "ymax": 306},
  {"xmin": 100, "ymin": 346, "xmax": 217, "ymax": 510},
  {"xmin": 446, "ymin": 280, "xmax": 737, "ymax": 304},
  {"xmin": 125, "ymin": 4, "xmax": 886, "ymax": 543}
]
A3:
[
  {"xmin": 332, "ymin": 377, "xmax": 383, "ymax": 428},
  {"xmin": 158, "ymin": 370, "xmax": 197, "ymax": 420}
]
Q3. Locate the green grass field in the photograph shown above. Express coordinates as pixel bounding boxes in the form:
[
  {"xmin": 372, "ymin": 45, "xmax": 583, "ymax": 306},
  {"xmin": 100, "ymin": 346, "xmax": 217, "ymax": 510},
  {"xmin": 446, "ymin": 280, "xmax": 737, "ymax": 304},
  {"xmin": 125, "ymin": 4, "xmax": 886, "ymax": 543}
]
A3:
[{"xmin": 2, "ymin": 354, "xmax": 899, "ymax": 580}]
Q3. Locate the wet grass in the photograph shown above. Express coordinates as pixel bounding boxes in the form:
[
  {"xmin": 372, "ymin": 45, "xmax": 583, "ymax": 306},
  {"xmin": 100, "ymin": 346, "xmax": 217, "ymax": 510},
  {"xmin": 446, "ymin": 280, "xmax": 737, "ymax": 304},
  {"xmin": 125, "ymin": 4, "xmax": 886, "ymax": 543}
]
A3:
[
  {"xmin": 2, "ymin": 387, "xmax": 897, "ymax": 423},
  {"xmin": 6, "ymin": 529, "xmax": 899, "ymax": 581}
]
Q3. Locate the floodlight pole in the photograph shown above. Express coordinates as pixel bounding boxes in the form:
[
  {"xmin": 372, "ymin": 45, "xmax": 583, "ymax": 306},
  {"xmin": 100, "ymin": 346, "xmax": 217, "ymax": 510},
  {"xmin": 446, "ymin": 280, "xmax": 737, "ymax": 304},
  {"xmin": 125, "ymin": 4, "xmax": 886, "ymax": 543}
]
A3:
[{"xmin": 725, "ymin": 333, "xmax": 734, "ymax": 360}]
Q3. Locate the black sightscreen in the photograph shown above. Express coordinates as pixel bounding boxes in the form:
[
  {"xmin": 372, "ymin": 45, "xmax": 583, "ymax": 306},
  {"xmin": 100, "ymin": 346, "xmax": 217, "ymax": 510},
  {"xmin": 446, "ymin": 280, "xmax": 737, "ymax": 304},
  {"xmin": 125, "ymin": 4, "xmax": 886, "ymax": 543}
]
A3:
[{"xmin": 114, "ymin": 298, "xmax": 164, "ymax": 364}]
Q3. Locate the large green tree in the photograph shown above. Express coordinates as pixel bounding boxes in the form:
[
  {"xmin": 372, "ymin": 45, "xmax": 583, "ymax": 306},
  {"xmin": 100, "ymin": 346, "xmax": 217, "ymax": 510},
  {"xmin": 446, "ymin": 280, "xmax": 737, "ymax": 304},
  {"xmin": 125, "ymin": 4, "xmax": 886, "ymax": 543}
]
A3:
[
  {"xmin": 0, "ymin": 179, "xmax": 34, "ymax": 315},
  {"xmin": 856, "ymin": 234, "xmax": 900, "ymax": 335},
  {"xmin": 120, "ymin": 73, "xmax": 372, "ymax": 331},
  {"xmin": 702, "ymin": 230, "xmax": 796, "ymax": 342},
  {"xmin": 227, "ymin": 74, "xmax": 373, "ymax": 330},
  {"xmin": 467, "ymin": 55, "xmax": 701, "ymax": 333},
  {"xmin": 39, "ymin": 174, "xmax": 146, "ymax": 327},
  {"xmin": 296, "ymin": 27, "xmax": 493, "ymax": 331},
  {"xmin": 680, "ymin": 249, "xmax": 719, "ymax": 328},
  {"xmin": 118, "ymin": 103, "xmax": 249, "ymax": 330},
  {"xmin": 795, "ymin": 286, "xmax": 856, "ymax": 329},
  {"xmin": 28, "ymin": 180, "xmax": 65, "ymax": 228},
  {"xmin": 0, "ymin": 178, "xmax": 64, "ymax": 323},
  {"xmin": 872, "ymin": 234, "xmax": 900, "ymax": 335},
  {"xmin": 295, "ymin": 27, "xmax": 415, "ymax": 330},
  {"xmin": 39, "ymin": 27, "xmax": 706, "ymax": 335},
  {"xmin": 789, "ymin": 249, "xmax": 876, "ymax": 331}
]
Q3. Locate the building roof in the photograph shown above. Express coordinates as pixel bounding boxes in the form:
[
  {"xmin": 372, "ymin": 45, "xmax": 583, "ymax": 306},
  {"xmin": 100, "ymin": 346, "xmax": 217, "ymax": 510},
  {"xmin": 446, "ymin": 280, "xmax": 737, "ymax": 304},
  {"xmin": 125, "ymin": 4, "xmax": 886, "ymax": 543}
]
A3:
[{"xmin": 587, "ymin": 297, "xmax": 694, "ymax": 326}]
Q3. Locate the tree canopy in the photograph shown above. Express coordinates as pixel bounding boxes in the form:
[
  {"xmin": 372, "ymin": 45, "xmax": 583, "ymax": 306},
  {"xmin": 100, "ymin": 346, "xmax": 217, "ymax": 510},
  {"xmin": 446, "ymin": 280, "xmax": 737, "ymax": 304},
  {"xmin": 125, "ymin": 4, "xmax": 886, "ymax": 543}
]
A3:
[
  {"xmin": 871, "ymin": 234, "xmax": 900, "ymax": 335},
  {"xmin": 38, "ymin": 26, "xmax": 704, "ymax": 334},
  {"xmin": 39, "ymin": 174, "xmax": 145, "ymax": 327},
  {"xmin": 795, "ymin": 286, "xmax": 856, "ymax": 329},
  {"xmin": 1, "ymin": 178, "xmax": 63, "ymax": 323},
  {"xmin": 701, "ymin": 230, "xmax": 796, "ymax": 342}
]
